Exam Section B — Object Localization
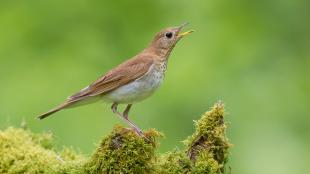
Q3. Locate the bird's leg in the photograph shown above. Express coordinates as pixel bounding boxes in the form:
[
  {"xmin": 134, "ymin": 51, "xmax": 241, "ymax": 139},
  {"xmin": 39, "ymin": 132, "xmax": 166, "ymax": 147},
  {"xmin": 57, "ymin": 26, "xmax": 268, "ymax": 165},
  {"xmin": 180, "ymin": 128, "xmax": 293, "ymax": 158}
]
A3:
[
  {"xmin": 123, "ymin": 104, "xmax": 132, "ymax": 119},
  {"xmin": 122, "ymin": 104, "xmax": 143, "ymax": 135},
  {"xmin": 111, "ymin": 103, "xmax": 143, "ymax": 136},
  {"xmin": 111, "ymin": 102, "xmax": 122, "ymax": 116},
  {"xmin": 123, "ymin": 104, "xmax": 150, "ymax": 140}
]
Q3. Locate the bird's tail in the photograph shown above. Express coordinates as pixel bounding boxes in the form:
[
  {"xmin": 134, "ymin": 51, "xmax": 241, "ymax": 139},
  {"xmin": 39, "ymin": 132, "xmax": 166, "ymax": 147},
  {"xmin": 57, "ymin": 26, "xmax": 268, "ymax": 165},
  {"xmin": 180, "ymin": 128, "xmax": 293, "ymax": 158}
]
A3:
[{"xmin": 37, "ymin": 102, "xmax": 71, "ymax": 120}]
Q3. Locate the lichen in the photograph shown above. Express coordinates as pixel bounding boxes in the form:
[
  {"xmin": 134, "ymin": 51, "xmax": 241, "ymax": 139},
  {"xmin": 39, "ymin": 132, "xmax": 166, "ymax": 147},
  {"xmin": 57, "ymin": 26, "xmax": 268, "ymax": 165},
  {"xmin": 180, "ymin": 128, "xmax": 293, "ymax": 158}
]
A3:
[{"xmin": 0, "ymin": 102, "xmax": 231, "ymax": 174}]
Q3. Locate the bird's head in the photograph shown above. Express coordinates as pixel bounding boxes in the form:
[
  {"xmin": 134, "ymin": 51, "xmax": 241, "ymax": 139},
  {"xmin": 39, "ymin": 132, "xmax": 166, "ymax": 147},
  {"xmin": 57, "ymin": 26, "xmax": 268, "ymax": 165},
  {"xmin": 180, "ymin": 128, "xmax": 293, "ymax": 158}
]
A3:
[{"xmin": 147, "ymin": 22, "xmax": 194, "ymax": 58}]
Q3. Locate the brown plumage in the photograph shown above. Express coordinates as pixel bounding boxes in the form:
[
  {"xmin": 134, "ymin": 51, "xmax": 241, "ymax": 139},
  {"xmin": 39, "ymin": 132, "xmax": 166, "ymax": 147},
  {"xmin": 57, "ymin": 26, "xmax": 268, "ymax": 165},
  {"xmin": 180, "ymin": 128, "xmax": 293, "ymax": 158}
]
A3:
[
  {"xmin": 38, "ymin": 23, "xmax": 193, "ymax": 135},
  {"xmin": 38, "ymin": 56, "xmax": 154, "ymax": 119}
]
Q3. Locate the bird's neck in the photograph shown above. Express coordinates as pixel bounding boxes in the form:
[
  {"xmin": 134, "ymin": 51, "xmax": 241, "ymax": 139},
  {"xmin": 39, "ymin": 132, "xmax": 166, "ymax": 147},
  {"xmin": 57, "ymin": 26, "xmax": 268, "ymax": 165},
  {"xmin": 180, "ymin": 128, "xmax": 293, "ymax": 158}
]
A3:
[{"xmin": 143, "ymin": 46, "xmax": 174, "ymax": 62}]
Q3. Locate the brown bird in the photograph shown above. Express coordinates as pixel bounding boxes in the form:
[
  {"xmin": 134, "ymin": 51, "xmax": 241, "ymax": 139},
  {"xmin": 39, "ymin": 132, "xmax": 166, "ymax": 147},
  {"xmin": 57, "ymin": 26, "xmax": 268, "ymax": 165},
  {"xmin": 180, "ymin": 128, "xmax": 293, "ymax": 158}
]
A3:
[{"xmin": 38, "ymin": 23, "xmax": 194, "ymax": 135}]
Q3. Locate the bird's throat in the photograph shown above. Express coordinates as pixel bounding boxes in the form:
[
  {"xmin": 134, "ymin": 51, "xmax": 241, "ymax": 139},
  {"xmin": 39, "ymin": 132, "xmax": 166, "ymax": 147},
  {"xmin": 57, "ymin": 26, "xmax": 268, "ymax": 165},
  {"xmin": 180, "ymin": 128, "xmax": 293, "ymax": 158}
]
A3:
[{"xmin": 145, "ymin": 45, "xmax": 175, "ymax": 61}]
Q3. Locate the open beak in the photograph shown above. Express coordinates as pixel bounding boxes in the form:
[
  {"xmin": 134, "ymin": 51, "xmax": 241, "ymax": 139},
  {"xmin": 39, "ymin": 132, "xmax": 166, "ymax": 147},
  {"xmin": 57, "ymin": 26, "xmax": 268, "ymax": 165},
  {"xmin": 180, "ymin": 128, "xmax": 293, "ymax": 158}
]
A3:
[
  {"xmin": 177, "ymin": 22, "xmax": 194, "ymax": 38},
  {"xmin": 178, "ymin": 30, "xmax": 194, "ymax": 37}
]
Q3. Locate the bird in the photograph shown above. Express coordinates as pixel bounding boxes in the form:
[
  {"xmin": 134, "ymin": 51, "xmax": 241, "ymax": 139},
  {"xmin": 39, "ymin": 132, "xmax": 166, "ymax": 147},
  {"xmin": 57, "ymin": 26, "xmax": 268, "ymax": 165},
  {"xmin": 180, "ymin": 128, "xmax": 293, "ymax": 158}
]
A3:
[{"xmin": 37, "ymin": 22, "xmax": 194, "ymax": 136}]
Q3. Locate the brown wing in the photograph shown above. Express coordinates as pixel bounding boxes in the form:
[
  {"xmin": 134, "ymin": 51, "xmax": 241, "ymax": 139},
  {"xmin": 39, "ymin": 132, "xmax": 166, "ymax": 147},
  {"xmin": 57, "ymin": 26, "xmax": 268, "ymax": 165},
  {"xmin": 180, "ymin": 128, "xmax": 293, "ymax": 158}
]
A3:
[
  {"xmin": 37, "ymin": 54, "xmax": 154, "ymax": 120},
  {"xmin": 68, "ymin": 55, "xmax": 154, "ymax": 102}
]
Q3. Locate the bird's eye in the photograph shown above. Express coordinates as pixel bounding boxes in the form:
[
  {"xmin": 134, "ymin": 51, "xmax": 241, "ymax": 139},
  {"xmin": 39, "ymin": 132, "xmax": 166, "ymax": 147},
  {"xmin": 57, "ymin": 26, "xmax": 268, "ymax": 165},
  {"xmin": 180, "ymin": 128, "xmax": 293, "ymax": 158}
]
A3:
[{"xmin": 165, "ymin": 32, "xmax": 173, "ymax": 39}]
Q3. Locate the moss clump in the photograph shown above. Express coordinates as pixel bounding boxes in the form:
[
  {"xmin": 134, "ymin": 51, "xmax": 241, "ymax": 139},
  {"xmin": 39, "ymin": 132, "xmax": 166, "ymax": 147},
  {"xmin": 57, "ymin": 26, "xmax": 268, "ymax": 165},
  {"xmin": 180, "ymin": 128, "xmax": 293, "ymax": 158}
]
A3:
[
  {"xmin": 184, "ymin": 102, "xmax": 231, "ymax": 174},
  {"xmin": 0, "ymin": 127, "xmax": 86, "ymax": 174},
  {"xmin": 85, "ymin": 125, "xmax": 162, "ymax": 174},
  {"xmin": 191, "ymin": 150, "xmax": 222, "ymax": 174},
  {"xmin": 155, "ymin": 150, "xmax": 192, "ymax": 173},
  {"xmin": 0, "ymin": 102, "xmax": 231, "ymax": 174}
]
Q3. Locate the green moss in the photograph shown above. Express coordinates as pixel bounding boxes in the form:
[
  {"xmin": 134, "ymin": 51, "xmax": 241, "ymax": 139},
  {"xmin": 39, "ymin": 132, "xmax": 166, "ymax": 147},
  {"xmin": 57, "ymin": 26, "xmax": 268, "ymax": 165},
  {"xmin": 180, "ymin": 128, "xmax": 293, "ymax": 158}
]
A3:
[
  {"xmin": 85, "ymin": 125, "xmax": 162, "ymax": 174},
  {"xmin": 191, "ymin": 150, "xmax": 221, "ymax": 174},
  {"xmin": 155, "ymin": 102, "xmax": 231, "ymax": 174},
  {"xmin": 0, "ymin": 127, "xmax": 86, "ymax": 174},
  {"xmin": 155, "ymin": 150, "xmax": 192, "ymax": 174},
  {"xmin": 184, "ymin": 102, "xmax": 231, "ymax": 174},
  {"xmin": 0, "ymin": 102, "xmax": 231, "ymax": 174}
]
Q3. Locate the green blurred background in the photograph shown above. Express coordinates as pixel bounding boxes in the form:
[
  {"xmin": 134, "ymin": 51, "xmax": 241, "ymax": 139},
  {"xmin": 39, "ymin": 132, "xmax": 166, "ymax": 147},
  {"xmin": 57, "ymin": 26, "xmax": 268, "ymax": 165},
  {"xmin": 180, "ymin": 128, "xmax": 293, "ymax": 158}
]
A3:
[{"xmin": 0, "ymin": 0, "xmax": 309, "ymax": 173}]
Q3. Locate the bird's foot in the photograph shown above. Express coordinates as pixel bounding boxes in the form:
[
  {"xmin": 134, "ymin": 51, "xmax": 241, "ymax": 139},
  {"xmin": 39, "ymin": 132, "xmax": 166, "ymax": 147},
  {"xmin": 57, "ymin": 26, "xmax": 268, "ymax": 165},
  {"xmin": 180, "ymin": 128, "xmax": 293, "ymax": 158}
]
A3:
[
  {"xmin": 132, "ymin": 126, "xmax": 143, "ymax": 135},
  {"xmin": 125, "ymin": 127, "xmax": 150, "ymax": 142}
]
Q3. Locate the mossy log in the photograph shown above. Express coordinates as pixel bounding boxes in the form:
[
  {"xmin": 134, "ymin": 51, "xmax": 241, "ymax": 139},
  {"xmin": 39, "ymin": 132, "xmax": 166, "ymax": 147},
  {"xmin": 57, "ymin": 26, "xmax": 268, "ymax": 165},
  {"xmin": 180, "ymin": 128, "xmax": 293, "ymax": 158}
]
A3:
[{"xmin": 0, "ymin": 102, "xmax": 231, "ymax": 174}]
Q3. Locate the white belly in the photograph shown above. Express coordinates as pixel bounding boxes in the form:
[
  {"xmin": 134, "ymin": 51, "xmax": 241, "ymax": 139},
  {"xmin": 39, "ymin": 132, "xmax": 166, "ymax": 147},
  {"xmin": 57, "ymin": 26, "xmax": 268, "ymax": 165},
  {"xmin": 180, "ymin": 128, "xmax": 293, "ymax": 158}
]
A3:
[{"xmin": 102, "ymin": 65, "xmax": 164, "ymax": 104}]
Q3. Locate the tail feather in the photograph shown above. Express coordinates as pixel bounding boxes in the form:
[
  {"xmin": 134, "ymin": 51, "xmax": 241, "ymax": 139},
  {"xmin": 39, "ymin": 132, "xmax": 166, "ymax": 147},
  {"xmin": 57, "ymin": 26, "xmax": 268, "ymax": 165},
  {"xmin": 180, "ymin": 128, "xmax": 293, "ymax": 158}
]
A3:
[
  {"xmin": 37, "ymin": 95, "xmax": 93, "ymax": 120},
  {"xmin": 37, "ymin": 102, "xmax": 70, "ymax": 120}
]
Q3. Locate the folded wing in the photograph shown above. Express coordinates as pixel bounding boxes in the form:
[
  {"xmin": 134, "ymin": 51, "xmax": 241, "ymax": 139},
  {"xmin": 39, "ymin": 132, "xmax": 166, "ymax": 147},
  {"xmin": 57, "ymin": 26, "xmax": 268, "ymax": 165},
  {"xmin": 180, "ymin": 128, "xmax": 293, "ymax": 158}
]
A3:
[{"xmin": 68, "ymin": 56, "xmax": 154, "ymax": 102}]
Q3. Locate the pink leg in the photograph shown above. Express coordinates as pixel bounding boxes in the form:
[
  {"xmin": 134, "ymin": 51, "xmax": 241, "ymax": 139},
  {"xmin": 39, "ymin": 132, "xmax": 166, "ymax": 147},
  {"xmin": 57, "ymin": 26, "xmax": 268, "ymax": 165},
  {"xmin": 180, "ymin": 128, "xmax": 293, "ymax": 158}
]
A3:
[
  {"xmin": 111, "ymin": 103, "xmax": 143, "ymax": 135},
  {"xmin": 123, "ymin": 104, "xmax": 132, "ymax": 119}
]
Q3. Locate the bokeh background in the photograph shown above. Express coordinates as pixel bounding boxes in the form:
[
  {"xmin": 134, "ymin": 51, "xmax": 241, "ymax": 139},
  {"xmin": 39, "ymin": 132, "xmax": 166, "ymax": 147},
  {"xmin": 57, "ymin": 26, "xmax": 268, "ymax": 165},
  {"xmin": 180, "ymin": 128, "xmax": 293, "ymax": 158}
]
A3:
[{"xmin": 0, "ymin": 0, "xmax": 309, "ymax": 173}]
